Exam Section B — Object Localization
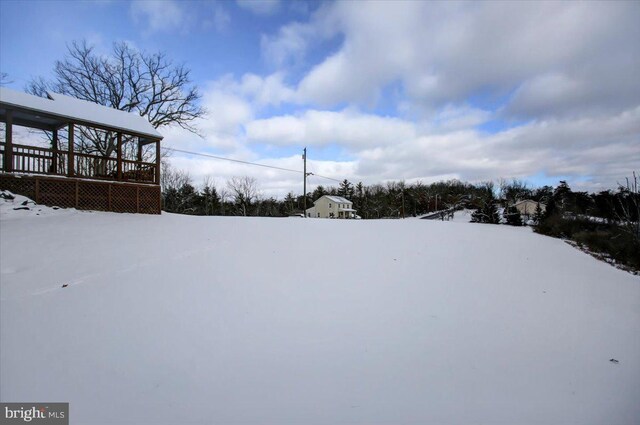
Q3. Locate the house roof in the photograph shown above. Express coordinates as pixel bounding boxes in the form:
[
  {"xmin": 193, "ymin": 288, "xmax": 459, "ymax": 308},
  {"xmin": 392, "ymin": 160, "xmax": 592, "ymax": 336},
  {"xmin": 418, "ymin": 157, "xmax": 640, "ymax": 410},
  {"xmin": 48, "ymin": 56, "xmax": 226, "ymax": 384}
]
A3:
[
  {"xmin": 0, "ymin": 87, "xmax": 162, "ymax": 140},
  {"xmin": 320, "ymin": 195, "xmax": 352, "ymax": 204},
  {"xmin": 514, "ymin": 199, "xmax": 545, "ymax": 206}
]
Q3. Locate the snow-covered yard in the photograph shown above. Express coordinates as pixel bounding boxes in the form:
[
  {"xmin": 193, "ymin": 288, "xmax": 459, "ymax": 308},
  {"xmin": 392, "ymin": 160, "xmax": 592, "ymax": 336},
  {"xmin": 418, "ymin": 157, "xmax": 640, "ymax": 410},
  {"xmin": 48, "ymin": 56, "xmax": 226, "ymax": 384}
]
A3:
[{"xmin": 1, "ymin": 197, "xmax": 639, "ymax": 424}]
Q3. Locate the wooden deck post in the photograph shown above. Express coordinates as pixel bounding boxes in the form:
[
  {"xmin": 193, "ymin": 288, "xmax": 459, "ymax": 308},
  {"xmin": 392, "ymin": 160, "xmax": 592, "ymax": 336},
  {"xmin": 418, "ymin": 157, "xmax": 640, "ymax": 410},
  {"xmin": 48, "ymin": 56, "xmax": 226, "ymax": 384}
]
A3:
[
  {"xmin": 67, "ymin": 123, "xmax": 75, "ymax": 177},
  {"xmin": 117, "ymin": 132, "xmax": 123, "ymax": 180},
  {"xmin": 51, "ymin": 128, "xmax": 58, "ymax": 173},
  {"xmin": 155, "ymin": 140, "xmax": 161, "ymax": 185},
  {"xmin": 4, "ymin": 109, "xmax": 13, "ymax": 172},
  {"xmin": 137, "ymin": 141, "xmax": 143, "ymax": 169}
]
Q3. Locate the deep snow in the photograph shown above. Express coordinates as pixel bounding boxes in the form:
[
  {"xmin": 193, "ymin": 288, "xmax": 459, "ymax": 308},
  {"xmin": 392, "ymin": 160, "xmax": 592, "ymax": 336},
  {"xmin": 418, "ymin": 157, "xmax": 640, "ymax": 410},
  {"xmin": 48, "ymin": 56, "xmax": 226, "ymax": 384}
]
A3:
[{"xmin": 1, "ymin": 197, "xmax": 639, "ymax": 425}]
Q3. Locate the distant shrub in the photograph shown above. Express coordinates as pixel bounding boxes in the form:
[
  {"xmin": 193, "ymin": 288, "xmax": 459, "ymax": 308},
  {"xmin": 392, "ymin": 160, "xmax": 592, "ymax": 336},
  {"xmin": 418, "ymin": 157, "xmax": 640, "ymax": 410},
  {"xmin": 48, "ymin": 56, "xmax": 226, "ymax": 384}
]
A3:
[
  {"xmin": 536, "ymin": 215, "xmax": 639, "ymax": 272},
  {"xmin": 504, "ymin": 206, "xmax": 523, "ymax": 226}
]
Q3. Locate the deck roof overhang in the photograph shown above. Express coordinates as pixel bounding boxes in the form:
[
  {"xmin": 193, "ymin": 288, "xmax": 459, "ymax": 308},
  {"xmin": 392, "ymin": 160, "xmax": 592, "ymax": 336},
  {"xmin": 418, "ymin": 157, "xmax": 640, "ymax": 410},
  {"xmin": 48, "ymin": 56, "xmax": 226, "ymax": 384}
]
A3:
[{"xmin": 0, "ymin": 87, "xmax": 163, "ymax": 143}]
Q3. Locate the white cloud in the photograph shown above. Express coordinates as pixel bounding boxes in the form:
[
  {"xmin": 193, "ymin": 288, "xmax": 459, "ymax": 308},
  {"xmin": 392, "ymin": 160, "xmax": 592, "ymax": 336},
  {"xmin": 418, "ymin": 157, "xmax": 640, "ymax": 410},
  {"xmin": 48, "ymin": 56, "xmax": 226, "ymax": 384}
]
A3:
[
  {"xmin": 429, "ymin": 105, "xmax": 492, "ymax": 133},
  {"xmin": 261, "ymin": 22, "xmax": 314, "ymax": 68},
  {"xmin": 161, "ymin": 77, "xmax": 256, "ymax": 158},
  {"xmin": 353, "ymin": 106, "xmax": 640, "ymax": 188},
  {"xmin": 212, "ymin": 4, "xmax": 231, "ymax": 33},
  {"xmin": 130, "ymin": 0, "xmax": 188, "ymax": 34},
  {"xmin": 236, "ymin": 0, "xmax": 281, "ymax": 16},
  {"xmin": 245, "ymin": 109, "xmax": 416, "ymax": 149},
  {"xmin": 237, "ymin": 73, "xmax": 297, "ymax": 106},
  {"xmin": 200, "ymin": 86, "xmax": 253, "ymax": 136},
  {"xmin": 166, "ymin": 2, "xmax": 639, "ymax": 195},
  {"xmin": 260, "ymin": 4, "xmax": 338, "ymax": 68},
  {"xmin": 204, "ymin": 72, "xmax": 297, "ymax": 108},
  {"xmin": 165, "ymin": 68, "xmax": 639, "ymax": 196},
  {"xmin": 267, "ymin": 1, "xmax": 639, "ymax": 116}
]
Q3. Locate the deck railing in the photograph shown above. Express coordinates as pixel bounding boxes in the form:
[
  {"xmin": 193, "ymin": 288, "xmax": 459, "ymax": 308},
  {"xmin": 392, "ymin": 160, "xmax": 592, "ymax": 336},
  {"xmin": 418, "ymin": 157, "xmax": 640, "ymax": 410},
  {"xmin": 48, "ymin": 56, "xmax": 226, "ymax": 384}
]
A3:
[{"xmin": 0, "ymin": 142, "xmax": 158, "ymax": 184}]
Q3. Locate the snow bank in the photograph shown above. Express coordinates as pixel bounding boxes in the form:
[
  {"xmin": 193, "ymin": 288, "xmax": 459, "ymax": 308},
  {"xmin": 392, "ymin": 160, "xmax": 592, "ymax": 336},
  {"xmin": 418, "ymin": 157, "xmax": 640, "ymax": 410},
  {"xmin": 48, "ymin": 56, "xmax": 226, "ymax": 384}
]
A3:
[
  {"xmin": 1, "ymin": 207, "xmax": 639, "ymax": 424},
  {"xmin": 0, "ymin": 190, "xmax": 81, "ymax": 219}
]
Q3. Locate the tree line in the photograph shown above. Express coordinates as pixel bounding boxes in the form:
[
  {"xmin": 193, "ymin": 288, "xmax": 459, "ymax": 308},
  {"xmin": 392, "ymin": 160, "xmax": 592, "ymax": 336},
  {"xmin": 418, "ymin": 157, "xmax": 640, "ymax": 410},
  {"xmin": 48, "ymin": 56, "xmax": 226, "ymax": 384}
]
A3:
[
  {"xmin": 533, "ymin": 176, "xmax": 639, "ymax": 272},
  {"xmin": 161, "ymin": 163, "xmax": 544, "ymax": 219}
]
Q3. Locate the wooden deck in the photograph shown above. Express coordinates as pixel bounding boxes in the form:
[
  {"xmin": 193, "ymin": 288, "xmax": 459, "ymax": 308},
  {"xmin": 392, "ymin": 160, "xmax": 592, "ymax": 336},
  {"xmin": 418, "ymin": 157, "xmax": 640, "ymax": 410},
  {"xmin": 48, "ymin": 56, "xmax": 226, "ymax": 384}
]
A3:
[
  {"xmin": 0, "ymin": 173, "xmax": 161, "ymax": 214},
  {"xmin": 0, "ymin": 142, "xmax": 158, "ymax": 185},
  {"xmin": 1, "ymin": 89, "xmax": 163, "ymax": 214}
]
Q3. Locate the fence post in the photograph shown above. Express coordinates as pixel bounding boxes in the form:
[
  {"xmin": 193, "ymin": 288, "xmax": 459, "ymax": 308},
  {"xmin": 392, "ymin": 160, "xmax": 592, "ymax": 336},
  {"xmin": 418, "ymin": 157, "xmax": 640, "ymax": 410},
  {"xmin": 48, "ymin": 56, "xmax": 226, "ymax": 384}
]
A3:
[
  {"xmin": 68, "ymin": 123, "xmax": 75, "ymax": 177},
  {"xmin": 4, "ymin": 109, "xmax": 13, "ymax": 172},
  {"xmin": 117, "ymin": 132, "xmax": 123, "ymax": 181},
  {"xmin": 51, "ymin": 128, "xmax": 58, "ymax": 173},
  {"xmin": 136, "ymin": 186, "xmax": 140, "ymax": 213},
  {"xmin": 75, "ymin": 180, "xmax": 79, "ymax": 209},
  {"xmin": 155, "ymin": 140, "xmax": 161, "ymax": 185}
]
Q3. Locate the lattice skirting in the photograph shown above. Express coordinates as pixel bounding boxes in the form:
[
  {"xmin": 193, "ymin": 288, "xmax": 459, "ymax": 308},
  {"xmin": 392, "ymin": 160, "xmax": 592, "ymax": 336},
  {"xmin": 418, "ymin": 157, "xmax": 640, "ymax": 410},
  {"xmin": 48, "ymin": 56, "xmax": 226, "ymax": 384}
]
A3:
[{"xmin": 0, "ymin": 173, "xmax": 161, "ymax": 214}]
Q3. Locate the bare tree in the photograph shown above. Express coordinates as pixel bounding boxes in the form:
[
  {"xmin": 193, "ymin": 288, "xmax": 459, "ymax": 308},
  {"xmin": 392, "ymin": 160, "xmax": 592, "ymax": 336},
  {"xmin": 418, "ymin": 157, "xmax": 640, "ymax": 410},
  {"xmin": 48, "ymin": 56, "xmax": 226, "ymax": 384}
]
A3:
[
  {"xmin": 616, "ymin": 172, "xmax": 640, "ymax": 245},
  {"xmin": 27, "ymin": 40, "xmax": 205, "ymax": 157},
  {"xmin": 226, "ymin": 176, "xmax": 260, "ymax": 216},
  {"xmin": 499, "ymin": 178, "xmax": 530, "ymax": 205},
  {"xmin": 217, "ymin": 186, "xmax": 231, "ymax": 216},
  {"xmin": 161, "ymin": 161, "xmax": 191, "ymax": 192},
  {"xmin": 0, "ymin": 72, "xmax": 12, "ymax": 86}
]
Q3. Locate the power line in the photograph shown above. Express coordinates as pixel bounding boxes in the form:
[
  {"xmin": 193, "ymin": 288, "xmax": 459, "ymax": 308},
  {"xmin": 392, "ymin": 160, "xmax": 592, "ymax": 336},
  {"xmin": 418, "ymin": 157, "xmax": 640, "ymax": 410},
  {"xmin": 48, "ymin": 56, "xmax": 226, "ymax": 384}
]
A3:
[
  {"xmin": 163, "ymin": 147, "xmax": 302, "ymax": 174},
  {"xmin": 162, "ymin": 146, "xmax": 342, "ymax": 183},
  {"xmin": 307, "ymin": 170, "xmax": 342, "ymax": 183}
]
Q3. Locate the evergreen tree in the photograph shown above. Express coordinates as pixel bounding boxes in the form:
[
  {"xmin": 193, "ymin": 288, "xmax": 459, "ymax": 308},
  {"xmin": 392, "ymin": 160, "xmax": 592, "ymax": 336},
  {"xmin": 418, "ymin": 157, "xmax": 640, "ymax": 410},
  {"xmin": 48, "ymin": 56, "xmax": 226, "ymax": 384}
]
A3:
[
  {"xmin": 353, "ymin": 181, "xmax": 365, "ymax": 213},
  {"xmin": 337, "ymin": 179, "xmax": 355, "ymax": 199},
  {"xmin": 533, "ymin": 202, "xmax": 544, "ymax": 224},
  {"xmin": 162, "ymin": 187, "xmax": 180, "ymax": 213},
  {"xmin": 544, "ymin": 196, "xmax": 557, "ymax": 219},
  {"xmin": 312, "ymin": 185, "xmax": 326, "ymax": 201},
  {"xmin": 471, "ymin": 183, "xmax": 500, "ymax": 224},
  {"xmin": 504, "ymin": 205, "xmax": 523, "ymax": 226},
  {"xmin": 283, "ymin": 192, "xmax": 296, "ymax": 215},
  {"xmin": 177, "ymin": 183, "xmax": 201, "ymax": 214},
  {"xmin": 553, "ymin": 180, "xmax": 572, "ymax": 213},
  {"xmin": 532, "ymin": 185, "xmax": 553, "ymax": 203},
  {"xmin": 201, "ymin": 185, "xmax": 220, "ymax": 215}
]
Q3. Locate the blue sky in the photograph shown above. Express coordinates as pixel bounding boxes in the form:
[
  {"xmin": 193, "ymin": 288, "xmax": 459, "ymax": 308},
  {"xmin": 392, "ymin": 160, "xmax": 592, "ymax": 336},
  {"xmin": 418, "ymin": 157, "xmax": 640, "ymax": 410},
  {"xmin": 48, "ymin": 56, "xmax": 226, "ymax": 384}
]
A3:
[{"xmin": 1, "ymin": 0, "xmax": 639, "ymax": 196}]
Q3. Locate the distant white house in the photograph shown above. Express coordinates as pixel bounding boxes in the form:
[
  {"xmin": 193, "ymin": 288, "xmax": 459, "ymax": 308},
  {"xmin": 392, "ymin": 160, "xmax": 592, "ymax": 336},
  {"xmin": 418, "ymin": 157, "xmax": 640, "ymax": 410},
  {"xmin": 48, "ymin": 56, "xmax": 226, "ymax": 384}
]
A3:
[
  {"xmin": 306, "ymin": 195, "xmax": 357, "ymax": 219},
  {"xmin": 513, "ymin": 199, "xmax": 545, "ymax": 219}
]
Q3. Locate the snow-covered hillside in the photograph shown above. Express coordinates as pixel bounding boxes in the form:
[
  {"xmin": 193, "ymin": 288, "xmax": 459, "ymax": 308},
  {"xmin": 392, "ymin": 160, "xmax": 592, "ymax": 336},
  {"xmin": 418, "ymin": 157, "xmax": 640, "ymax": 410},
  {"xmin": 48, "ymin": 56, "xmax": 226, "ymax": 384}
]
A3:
[{"xmin": 1, "ymin": 197, "xmax": 639, "ymax": 425}]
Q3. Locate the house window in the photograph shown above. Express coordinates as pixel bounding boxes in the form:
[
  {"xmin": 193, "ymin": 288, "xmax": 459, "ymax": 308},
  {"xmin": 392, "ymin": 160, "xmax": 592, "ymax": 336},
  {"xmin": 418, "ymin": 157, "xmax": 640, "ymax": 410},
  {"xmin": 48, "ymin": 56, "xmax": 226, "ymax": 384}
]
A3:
[
  {"xmin": 317, "ymin": 213, "xmax": 320, "ymax": 217},
  {"xmin": 329, "ymin": 203, "xmax": 332, "ymax": 208}
]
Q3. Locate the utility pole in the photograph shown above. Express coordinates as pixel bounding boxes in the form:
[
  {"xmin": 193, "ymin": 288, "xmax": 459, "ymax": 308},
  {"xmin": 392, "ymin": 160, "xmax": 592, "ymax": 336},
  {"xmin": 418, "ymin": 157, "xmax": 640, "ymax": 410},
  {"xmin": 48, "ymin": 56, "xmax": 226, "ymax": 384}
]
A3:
[{"xmin": 303, "ymin": 147, "xmax": 307, "ymax": 216}]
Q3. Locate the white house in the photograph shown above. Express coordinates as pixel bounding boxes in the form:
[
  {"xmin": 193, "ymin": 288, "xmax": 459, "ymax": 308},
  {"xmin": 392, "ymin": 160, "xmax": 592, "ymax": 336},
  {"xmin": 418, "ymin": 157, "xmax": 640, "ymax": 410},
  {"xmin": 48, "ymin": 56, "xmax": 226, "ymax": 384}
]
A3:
[
  {"xmin": 513, "ymin": 199, "xmax": 546, "ymax": 219},
  {"xmin": 306, "ymin": 195, "xmax": 357, "ymax": 219}
]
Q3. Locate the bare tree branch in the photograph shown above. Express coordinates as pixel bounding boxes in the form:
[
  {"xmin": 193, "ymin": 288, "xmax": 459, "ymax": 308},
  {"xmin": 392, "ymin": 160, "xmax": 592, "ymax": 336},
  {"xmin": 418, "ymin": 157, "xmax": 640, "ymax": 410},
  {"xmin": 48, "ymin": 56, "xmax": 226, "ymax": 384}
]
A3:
[
  {"xmin": 227, "ymin": 176, "xmax": 260, "ymax": 216},
  {"xmin": 26, "ymin": 40, "xmax": 206, "ymax": 155}
]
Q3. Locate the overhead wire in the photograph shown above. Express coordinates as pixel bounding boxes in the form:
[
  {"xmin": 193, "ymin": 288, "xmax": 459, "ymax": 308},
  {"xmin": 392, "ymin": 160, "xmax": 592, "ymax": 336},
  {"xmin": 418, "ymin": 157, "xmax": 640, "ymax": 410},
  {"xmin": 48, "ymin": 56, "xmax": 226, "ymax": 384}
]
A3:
[
  {"xmin": 306, "ymin": 170, "xmax": 342, "ymax": 183},
  {"xmin": 162, "ymin": 146, "xmax": 343, "ymax": 183}
]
